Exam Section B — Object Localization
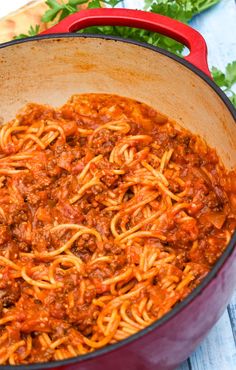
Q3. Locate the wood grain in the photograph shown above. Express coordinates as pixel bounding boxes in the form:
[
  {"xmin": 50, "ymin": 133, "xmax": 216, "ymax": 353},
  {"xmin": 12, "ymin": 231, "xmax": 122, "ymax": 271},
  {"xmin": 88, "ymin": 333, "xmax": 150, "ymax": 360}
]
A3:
[
  {"xmin": 0, "ymin": 0, "xmax": 47, "ymax": 43},
  {"xmin": 189, "ymin": 310, "xmax": 236, "ymax": 370},
  {"xmin": 0, "ymin": 0, "xmax": 93, "ymax": 43}
]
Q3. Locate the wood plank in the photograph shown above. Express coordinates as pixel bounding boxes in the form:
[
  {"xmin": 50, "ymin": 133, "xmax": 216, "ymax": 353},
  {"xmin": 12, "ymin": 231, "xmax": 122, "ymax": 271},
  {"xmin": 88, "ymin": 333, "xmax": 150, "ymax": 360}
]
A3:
[
  {"xmin": 188, "ymin": 309, "xmax": 236, "ymax": 370},
  {"xmin": 177, "ymin": 360, "xmax": 190, "ymax": 370},
  {"xmin": 227, "ymin": 291, "xmax": 236, "ymax": 346},
  {"xmin": 190, "ymin": 0, "xmax": 236, "ymax": 69}
]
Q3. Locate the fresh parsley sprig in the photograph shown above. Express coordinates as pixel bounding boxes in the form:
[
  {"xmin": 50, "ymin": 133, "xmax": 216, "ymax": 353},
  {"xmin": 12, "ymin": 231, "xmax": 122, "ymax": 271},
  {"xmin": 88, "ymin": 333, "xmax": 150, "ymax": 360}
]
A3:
[
  {"xmin": 146, "ymin": 0, "xmax": 220, "ymax": 23},
  {"xmin": 13, "ymin": 0, "xmax": 220, "ymax": 54},
  {"xmin": 142, "ymin": 0, "xmax": 220, "ymax": 55},
  {"xmin": 90, "ymin": 0, "xmax": 122, "ymax": 7},
  {"xmin": 12, "ymin": 0, "xmax": 236, "ymax": 108},
  {"xmin": 42, "ymin": 0, "xmax": 122, "ymax": 23},
  {"xmin": 14, "ymin": 25, "xmax": 40, "ymax": 40},
  {"xmin": 212, "ymin": 62, "xmax": 236, "ymax": 106},
  {"xmin": 42, "ymin": 0, "xmax": 90, "ymax": 23}
]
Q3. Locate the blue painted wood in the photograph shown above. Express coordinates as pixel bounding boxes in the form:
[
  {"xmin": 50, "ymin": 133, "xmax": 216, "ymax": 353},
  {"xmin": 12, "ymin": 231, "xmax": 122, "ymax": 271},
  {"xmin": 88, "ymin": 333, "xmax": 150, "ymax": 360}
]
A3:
[
  {"xmin": 178, "ymin": 360, "xmax": 190, "ymax": 370},
  {"xmin": 228, "ymin": 291, "xmax": 236, "ymax": 347},
  {"xmin": 123, "ymin": 1, "xmax": 236, "ymax": 369},
  {"xmin": 190, "ymin": 0, "xmax": 236, "ymax": 69},
  {"xmin": 188, "ymin": 310, "xmax": 236, "ymax": 370}
]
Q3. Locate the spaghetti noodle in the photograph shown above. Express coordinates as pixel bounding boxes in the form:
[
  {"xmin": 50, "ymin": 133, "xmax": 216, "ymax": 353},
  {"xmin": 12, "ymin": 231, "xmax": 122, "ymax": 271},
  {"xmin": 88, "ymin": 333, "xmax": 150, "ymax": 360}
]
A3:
[{"xmin": 0, "ymin": 94, "xmax": 235, "ymax": 365}]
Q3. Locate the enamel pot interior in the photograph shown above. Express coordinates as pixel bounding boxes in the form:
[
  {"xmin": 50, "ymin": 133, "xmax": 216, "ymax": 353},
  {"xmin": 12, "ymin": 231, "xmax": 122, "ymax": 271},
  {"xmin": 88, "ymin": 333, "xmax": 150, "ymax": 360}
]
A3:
[
  {"xmin": 0, "ymin": 36, "xmax": 235, "ymax": 169},
  {"xmin": 0, "ymin": 35, "xmax": 235, "ymax": 370}
]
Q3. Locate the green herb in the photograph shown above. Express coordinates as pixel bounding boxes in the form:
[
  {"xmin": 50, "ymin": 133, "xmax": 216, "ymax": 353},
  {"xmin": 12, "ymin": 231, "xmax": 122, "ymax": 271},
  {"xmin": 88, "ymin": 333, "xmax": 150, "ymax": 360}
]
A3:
[
  {"xmin": 15, "ymin": 0, "xmax": 220, "ymax": 55},
  {"xmin": 212, "ymin": 62, "xmax": 236, "ymax": 106},
  {"xmin": 39, "ymin": 1, "xmax": 220, "ymax": 56},
  {"xmin": 42, "ymin": 0, "xmax": 89, "ymax": 23},
  {"xmin": 141, "ymin": 0, "xmax": 220, "ymax": 54},
  {"xmin": 42, "ymin": 0, "xmax": 122, "ymax": 22},
  {"xmin": 80, "ymin": 0, "xmax": 220, "ymax": 56},
  {"xmin": 87, "ymin": 0, "xmax": 102, "ymax": 8},
  {"xmin": 145, "ymin": 0, "xmax": 220, "ymax": 22},
  {"xmin": 148, "ymin": 1, "xmax": 193, "ymax": 23},
  {"xmin": 14, "ymin": 25, "xmax": 40, "ymax": 39},
  {"xmin": 80, "ymin": 25, "xmax": 184, "ymax": 55},
  {"xmin": 89, "ymin": 0, "xmax": 122, "ymax": 7},
  {"xmin": 12, "ymin": 0, "xmax": 236, "ymax": 108},
  {"xmin": 191, "ymin": 0, "xmax": 221, "ymax": 14}
]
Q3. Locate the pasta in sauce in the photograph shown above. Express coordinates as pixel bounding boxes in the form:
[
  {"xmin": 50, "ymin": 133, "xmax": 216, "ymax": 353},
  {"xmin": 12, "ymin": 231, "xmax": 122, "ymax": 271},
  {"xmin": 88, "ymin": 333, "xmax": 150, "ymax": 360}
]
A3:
[{"xmin": 0, "ymin": 94, "xmax": 235, "ymax": 365}]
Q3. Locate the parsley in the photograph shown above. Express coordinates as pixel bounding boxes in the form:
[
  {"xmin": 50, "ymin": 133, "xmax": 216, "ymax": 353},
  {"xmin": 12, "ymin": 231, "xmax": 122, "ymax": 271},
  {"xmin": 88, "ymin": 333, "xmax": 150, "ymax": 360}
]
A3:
[
  {"xmin": 41, "ymin": 0, "xmax": 122, "ymax": 22},
  {"xmin": 15, "ymin": 0, "xmax": 220, "ymax": 55},
  {"xmin": 80, "ymin": 0, "xmax": 220, "ymax": 56},
  {"xmin": 14, "ymin": 25, "xmax": 40, "ymax": 39},
  {"xmin": 192, "ymin": 0, "xmax": 222, "ymax": 14},
  {"xmin": 212, "ymin": 62, "xmax": 236, "ymax": 106},
  {"xmin": 12, "ymin": 0, "xmax": 236, "ymax": 108},
  {"xmin": 89, "ymin": 0, "xmax": 122, "ymax": 7},
  {"xmin": 143, "ymin": 0, "xmax": 220, "ymax": 53},
  {"xmin": 148, "ymin": 1, "xmax": 193, "ymax": 23},
  {"xmin": 146, "ymin": 0, "xmax": 220, "ymax": 22},
  {"xmin": 42, "ymin": 0, "xmax": 89, "ymax": 23}
]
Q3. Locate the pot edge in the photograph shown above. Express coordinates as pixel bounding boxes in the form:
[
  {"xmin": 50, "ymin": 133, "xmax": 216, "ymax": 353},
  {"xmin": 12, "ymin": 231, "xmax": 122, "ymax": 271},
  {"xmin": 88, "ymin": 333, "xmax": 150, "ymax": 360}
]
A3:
[{"xmin": 0, "ymin": 33, "xmax": 235, "ymax": 370}]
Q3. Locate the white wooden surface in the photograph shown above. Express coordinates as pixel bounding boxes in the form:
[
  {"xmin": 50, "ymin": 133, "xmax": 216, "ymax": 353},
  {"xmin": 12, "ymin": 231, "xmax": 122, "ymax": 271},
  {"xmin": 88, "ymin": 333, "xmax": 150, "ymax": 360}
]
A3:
[
  {"xmin": 123, "ymin": 1, "xmax": 236, "ymax": 369},
  {"xmin": 0, "ymin": 1, "xmax": 235, "ymax": 369}
]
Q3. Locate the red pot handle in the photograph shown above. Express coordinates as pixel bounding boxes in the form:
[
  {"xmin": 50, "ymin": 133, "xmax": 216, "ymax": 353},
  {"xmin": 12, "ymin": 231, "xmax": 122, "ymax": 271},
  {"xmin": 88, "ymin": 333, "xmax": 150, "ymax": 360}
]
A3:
[{"xmin": 41, "ymin": 8, "xmax": 211, "ymax": 77}]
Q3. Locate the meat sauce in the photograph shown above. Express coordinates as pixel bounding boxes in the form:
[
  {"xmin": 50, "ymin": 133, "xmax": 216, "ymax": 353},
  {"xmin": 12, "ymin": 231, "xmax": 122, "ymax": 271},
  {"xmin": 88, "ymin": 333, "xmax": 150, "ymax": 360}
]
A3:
[{"xmin": 0, "ymin": 94, "xmax": 235, "ymax": 364}]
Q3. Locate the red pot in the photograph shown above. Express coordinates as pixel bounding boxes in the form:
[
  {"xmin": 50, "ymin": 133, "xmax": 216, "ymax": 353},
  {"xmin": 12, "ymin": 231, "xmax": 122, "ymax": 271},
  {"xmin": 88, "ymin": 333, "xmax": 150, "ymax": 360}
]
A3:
[{"xmin": 0, "ymin": 8, "xmax": 235, "ymax": 370}]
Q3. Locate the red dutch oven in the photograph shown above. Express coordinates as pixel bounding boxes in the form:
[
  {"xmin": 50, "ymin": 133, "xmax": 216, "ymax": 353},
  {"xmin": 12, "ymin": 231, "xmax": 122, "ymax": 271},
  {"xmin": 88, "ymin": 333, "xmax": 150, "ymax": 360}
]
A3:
[{"xmin": 0, "ymin": 8, "xmax": 235, "ymax": 370}]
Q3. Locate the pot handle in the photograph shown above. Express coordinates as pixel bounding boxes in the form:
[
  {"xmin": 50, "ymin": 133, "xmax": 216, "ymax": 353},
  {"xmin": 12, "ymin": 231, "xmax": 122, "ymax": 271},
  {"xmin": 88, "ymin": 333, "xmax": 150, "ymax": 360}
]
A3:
[{"xmin": 41, "ymin": 8, "xmax": 211, "ymax": 77}]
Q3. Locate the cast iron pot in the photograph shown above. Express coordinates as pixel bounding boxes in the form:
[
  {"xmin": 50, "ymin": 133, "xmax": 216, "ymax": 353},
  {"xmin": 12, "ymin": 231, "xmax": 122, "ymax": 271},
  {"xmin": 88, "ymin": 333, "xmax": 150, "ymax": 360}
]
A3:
[{"xmin": 0, "ymin": 8, "xmax": 235, "ymax": 370}]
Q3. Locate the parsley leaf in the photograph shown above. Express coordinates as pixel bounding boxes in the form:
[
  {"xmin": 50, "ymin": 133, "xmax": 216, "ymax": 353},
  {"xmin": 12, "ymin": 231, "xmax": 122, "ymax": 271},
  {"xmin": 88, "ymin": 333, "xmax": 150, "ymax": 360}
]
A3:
[
  {"xmin": 79, "ymin": 24, "xmax": 185, "ymax": 55},
  {"xmin": 42, "ymin": 0, "xmax": 89, "ymax": 23},
  {"xmin": 134, "ymin": 0, "xmax": 220, "ymax": 55},
  {"xmin": 15, "ymin": 0, "xmax": 219, "ymax": 57},
  {"xmin": 14, "ymin": 25, "xmax": 40, "ymax": 39},
  {"xmin": 225, "ymin": 61, "xmax": 236, "ymax": 87},
  {"xmin": 230, "ymin": 94, "xmax": 236, "ymax": 107},
  {"xmin": 12, "ymin": 0, "xmax": 236, "ymax": 108},
  {"xmin": 212, "ymin": 62, "xmax": 236, "ymax": 106},
  {"xmin": 192, "ymin": 0, "xmax": 221, "ymax": 14},
  {"xmin": 88, "ymin": 0, "xmax": 122, "ymax": 7},
  {"xmin": 146, "ymin": 0, "xmax": 220, "ymax": 21},
  {"xmin": 87, "ymin": 0, "xmax": 103, "ymax": 8},
  {"xmin": 211, "ymin": 66, "xmax": 226, "ymax": 87},
  {"xmin": 150, "ymin": 1, "xmax": 193, "ymax": 24},
  {"xmin": 103, "ymin": 0, "xmax": 122, "ymax": 6}
]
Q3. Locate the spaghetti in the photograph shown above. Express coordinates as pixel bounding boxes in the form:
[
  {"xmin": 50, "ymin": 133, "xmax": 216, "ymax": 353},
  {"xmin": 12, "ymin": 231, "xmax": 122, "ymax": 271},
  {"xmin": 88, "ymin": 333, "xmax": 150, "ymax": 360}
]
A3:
[{"xmin": 0, "ymin": 94, "xmax": 235, "ymax": 365}]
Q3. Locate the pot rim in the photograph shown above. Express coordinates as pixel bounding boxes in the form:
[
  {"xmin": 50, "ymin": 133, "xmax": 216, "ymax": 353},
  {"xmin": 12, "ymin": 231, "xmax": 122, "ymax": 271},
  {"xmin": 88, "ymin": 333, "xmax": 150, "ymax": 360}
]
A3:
[{"xmin": 0, "ymin": 33, "xmax": 235, "ymax": 370}]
